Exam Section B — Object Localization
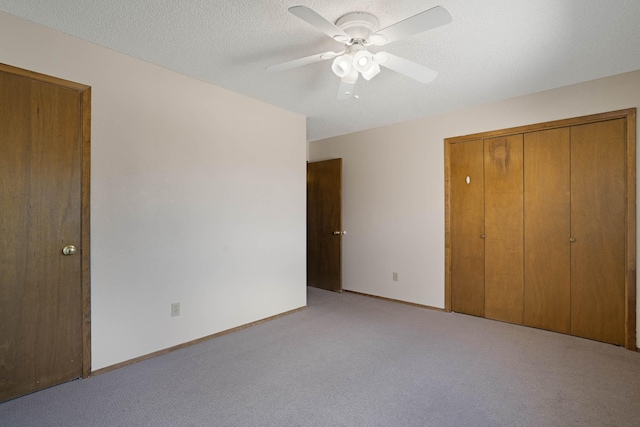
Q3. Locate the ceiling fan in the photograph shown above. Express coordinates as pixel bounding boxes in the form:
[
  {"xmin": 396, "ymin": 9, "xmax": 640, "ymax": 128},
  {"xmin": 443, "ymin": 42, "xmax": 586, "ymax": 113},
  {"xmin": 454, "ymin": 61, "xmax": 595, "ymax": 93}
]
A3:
[{"xmin": 266, "ymin": 5, "xmax": 452, "ymax": 100}]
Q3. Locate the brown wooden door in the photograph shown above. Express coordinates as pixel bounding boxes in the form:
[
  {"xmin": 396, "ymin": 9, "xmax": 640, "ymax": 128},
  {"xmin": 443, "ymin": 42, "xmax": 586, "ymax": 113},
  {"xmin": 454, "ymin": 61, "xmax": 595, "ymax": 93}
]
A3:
[
  {"xmin": 307, "ymin": 159, "xmax": 342, "ymax": 292},
  {"xmin": 570, "ymin": 119, "xmax": 626, "ymax": 345},
  {"xmin": 484, "ymin": 135, "xmax": 524, "ymax": 324},
  {"xmin": 450, "ymin": 139, "xmax": 485, "ymax": 317},
  {"xmin": 523, "ymin": 128, "xmax": 571, "ymax": 333},
  {"xmin": 0, "ymin": 69, "xmax": 84, "ymax": 401}
]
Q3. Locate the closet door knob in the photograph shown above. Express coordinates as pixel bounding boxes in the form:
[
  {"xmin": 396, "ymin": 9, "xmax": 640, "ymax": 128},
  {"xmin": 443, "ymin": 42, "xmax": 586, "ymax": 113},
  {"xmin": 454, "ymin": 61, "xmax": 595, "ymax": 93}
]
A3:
[
  {"xmin": 569, "ymin": 237, "xmax": 576, "ymax": 242},
  {"xmin": 480, "ymin": 234, "xmax": 486, "ymax": 239}
]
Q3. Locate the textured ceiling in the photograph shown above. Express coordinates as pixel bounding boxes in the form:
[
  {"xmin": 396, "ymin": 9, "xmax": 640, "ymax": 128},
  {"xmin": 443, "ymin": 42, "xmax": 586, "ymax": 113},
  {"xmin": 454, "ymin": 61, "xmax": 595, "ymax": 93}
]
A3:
[{"xmin": 1, "ymin": 0, "xmax": 640, "ymax": 141}]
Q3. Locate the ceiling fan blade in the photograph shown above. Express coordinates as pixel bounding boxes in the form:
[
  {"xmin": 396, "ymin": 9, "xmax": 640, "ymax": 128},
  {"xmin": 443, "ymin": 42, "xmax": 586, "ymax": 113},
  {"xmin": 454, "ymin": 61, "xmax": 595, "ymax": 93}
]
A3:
[
  {"xmin": 289, "ymin": 6, "xmax": 352, "ymax": 43},
  {"xmin": 369, "ymin": 6, "xmax": 452, "ymax": 45},
  {"xmin": 337, "ymin": 79, "xmax": 356, "ymax": 100},
  {"xmin": 375, "ymin": 52, "xmax": 438, "ymax": 84},
  {"xmin": 266, "ymin": 51, "xmax": 339, "ymax": 72}
]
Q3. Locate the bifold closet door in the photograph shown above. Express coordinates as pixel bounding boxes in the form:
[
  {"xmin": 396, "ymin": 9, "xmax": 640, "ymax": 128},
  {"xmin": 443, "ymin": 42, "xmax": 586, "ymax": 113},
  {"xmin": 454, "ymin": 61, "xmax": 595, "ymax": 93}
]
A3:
[
  {"xmin": 571, "ymin": 119, "xmax": 626, "ymax": 345},
  {"xmin": 450, "ymin": 139, "xmax": 485, "ymax": 317},
  {"xmin": 484, "ymin": 135, "xmax": 524, "ymax": 324},
  {"xmin": 523, "ymin": 128, "xmax": 571, "ymax": 333}
]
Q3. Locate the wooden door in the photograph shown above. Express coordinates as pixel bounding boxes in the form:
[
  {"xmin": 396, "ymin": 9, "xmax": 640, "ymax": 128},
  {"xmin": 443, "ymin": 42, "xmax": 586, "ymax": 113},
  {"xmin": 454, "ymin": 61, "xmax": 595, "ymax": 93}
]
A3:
[
  {"xmin": 0, "ymin": 65, "xmax": 90, "ymax": 402},
  {"xmin": 307, "ymin": 159, "xmax": 342, "ymax": 292},
  {"xmin": 570, "ymin": 119, "xmax": 626, "ymax": 345},
  {"xmin": 450, "ymin": 139, "xmax": 485, "ymax": 316},
  {"xmin": 484, "ymin": 135, "xmax": 524, "ymax": 324},
  {"xmin": 523, "ymin": 128, "xmax": 571, "ymax": 333}
]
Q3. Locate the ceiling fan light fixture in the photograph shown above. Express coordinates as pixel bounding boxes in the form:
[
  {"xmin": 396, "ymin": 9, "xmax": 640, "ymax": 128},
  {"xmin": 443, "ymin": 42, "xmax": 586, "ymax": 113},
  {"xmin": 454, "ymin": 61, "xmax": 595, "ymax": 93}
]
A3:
[
  {"xmin": 361, "ymin": 61, "xmax": 381, "ymax": 81},
  {"xmin": 332, "ymin": 54, "xmax": 353, "ymax": 78},
  {"xmin": 342, "ymin": 68, "xmax": 359, "ymax": 84},
  {"xmin": 353, "ymin": 50, "xmax": 375, "ymax": 73}
]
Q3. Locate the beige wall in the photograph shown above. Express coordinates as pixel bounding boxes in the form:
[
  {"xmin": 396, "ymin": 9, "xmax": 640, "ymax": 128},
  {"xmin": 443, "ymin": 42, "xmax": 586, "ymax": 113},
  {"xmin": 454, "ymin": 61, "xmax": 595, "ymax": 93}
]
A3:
[
  {"xmin": 309, "ymin": 70, "xmax": 640, "ymax": 337},
  {"xmin": 0, "ymin": 12, "xmax": 307, "ymax": 370}
]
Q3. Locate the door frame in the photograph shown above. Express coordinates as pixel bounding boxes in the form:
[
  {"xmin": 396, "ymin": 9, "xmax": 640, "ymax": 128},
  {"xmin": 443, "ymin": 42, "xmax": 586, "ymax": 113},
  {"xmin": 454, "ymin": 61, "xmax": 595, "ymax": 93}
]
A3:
[
  {"xmin": 444, "ymin": 108, "xmax": 636, "ymax": 350},
  {"xmin": 1, "ymin": 63, "xmax": 92, "ymax": 376}
]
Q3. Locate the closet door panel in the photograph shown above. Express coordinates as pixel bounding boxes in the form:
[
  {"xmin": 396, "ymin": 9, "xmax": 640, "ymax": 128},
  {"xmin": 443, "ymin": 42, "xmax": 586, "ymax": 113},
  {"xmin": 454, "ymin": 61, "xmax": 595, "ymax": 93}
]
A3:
[
  {"xmin": 571, "ymin": 119, "xmax": 626, "ymax": 345},
  {"xmin": 484, "ymin": 135, "xmax": 524, "ymax": 324},
  {"xmin": 523, "ymin": 128, "xmax": 571, "ymax": 333},
  {"xmin": 451, "ymin": 139, "xmax": 485, "ymax": 317}
]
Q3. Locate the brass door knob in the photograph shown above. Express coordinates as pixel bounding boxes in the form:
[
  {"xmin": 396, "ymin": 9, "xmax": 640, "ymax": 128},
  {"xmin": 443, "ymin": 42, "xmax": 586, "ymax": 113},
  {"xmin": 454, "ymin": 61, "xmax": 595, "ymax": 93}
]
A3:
[
  {"xmin": 62, "ymin": 245, "xmax": 77, "ymax": 256},
  {"xmin": 569, "ymin": 237, "xmax": 576, "ymax": 243},
  {"xmin": 480, "ymin": 234, "xmax": 486, "ymax": 239}
]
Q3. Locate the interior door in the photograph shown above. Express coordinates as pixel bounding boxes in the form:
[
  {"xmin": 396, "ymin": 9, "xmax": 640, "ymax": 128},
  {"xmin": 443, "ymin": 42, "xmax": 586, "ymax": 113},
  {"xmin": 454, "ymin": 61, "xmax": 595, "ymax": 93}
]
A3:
[
  {"xmin": 570, "ymin": 119, "xmax": 626, "ymax": 345},
  {"xmin": 523, "ymin": 128, "xmax": 571, "ymax": 334},
  {"xmin": 450, "ymin": 139, "xmax": 485, "ymax": 317},
  {"xmin": 307, "ymin": 159, "xmax": 342, "ymax": 292},
  {"xmin": 0, "ymin": 67, "xmax": 85, "ymax": 401},
  {"xmin": 484, "ymin": 135, "xmax": 524, "ymax": 324}
]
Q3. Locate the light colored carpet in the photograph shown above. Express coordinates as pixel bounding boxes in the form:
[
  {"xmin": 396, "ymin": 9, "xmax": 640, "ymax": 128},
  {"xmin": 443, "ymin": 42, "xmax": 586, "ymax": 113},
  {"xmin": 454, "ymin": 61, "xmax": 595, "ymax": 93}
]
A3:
[{"xmin": 1, "ymin": 287, "xmax": 639, "ymax": 426}]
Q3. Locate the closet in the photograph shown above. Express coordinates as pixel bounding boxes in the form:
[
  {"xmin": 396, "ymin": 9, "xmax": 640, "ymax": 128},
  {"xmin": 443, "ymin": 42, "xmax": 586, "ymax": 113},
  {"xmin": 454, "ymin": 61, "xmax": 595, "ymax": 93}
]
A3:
[{"xmin": 445, "ymin": 109, "xmax": 636, "ymax": 349}]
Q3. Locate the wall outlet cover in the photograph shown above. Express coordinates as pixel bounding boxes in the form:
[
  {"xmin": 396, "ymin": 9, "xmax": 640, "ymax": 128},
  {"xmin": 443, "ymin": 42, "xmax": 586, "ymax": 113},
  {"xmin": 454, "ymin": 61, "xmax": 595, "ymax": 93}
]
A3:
[{"xmin": 171, "ymin": 302, "xmax": 180, "ymax": 317}]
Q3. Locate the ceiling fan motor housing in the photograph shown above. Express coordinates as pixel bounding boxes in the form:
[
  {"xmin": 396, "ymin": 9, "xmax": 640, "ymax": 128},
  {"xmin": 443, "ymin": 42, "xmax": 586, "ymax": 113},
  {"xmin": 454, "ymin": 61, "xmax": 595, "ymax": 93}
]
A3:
[{"xmin": 335, "ymin": 12, "xmax": 380, "ymax": 42}]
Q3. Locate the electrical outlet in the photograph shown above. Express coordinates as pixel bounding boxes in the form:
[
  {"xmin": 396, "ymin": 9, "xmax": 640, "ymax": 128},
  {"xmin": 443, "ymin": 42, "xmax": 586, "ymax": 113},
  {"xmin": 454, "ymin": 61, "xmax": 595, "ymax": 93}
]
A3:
[
  {"xmin": 171, "ymin": 302, "xmax": 180, "ymax": 317},
  {"xmin": 393, "ymin": 272, "xmax": 398, "ymax": 282}
]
